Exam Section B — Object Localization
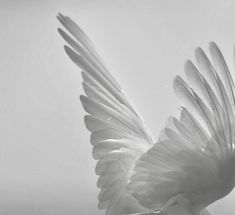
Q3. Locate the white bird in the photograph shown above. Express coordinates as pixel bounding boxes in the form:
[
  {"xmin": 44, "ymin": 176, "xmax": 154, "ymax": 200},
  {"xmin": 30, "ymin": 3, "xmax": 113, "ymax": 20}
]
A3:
[{"xmin": 57, "ymin": 13, "xmax": 235, "ymax": 215}]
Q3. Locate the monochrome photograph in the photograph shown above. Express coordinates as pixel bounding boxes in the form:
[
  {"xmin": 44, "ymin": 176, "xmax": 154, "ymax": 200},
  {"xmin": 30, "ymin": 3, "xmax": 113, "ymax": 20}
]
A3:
[{"xmin": 1, "ymin": 1, "xmax": 235, "ymax": 214}]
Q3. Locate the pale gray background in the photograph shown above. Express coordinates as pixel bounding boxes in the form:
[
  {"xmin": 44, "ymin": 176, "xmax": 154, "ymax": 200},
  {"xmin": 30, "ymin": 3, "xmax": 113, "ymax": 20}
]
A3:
[{"xmin": 1, "ymin": 0, "xmax": 235, "ymax": 214}]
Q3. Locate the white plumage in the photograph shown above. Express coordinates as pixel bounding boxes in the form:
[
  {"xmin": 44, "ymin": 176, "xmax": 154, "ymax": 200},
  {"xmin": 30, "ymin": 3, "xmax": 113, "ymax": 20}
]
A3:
[{"xmin": 57, "ymin": 14, "xmax": 235, "ymax": 215}]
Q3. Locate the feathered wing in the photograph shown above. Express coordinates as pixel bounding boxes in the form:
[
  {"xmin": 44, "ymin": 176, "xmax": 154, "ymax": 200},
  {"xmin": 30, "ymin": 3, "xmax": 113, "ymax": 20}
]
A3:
[
  {"xmin": 57, "ymin": 14, "xmax": 155, "ymax": 215},
  {"xmin": 128, "ymin": 43, "xmax": 235, "ymax": 214}
]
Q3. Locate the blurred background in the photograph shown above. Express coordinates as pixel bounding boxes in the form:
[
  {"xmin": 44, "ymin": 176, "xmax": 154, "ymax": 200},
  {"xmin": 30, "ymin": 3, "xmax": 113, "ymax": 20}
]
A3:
[{"xmin": 1, "ymin": 0, "xmax": 235, "ymax": 214}]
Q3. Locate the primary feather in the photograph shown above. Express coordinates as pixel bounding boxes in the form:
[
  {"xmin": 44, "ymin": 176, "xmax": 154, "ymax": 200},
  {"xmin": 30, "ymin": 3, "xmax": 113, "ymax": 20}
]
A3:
[
  {"xmin": 57, "ymin": 14, "xmax": 155, "ymax": 215},
  {"xmin": 58, "ymin": 14, "xmax": 235, "ymax": 215}
]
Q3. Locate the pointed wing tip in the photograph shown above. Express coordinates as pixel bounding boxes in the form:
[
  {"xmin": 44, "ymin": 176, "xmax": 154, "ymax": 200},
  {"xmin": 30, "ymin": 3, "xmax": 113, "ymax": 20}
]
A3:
[
  {"xmin": 57, "ymin": 12, "xmax": 64, "ymax": 17},
  {"xmin": 195, "ymin": 46, "xmax": 203, "ymax": 56},
  {"xmin": 194, "ymin": 42, "xmax": 221, "ymax": 60},
  {"xmin": 196, "ymin": 42, "xmax": 218, "ymax": 51},
  {"xmin": 57, "ymin": 28, "xmax": 66, "ymax": 40},
  {"xmin": 63, "ymin": 45, "xmax": 78, "ymax": 61},
  {"xmin": 173, "ymin": 75, "xmax": 182, "ymax": 91},
  {"xmin": 57, "ymin": 27, "xmax": 63, "ymax": 34},
  {"xmin": 209, "ymin": 41, "xmax": 220, "ymax": 53},
  {"xmin": 184, "ymin": 59, "xmax": 194, "ymax": 71},
  {"xmin": 209, "ymin": 41, "xmax": 217, "ymax": 47},
  {"xmin": 185, "ymin": 59, "xmax": 192, "ymax": 64},
  {"xmin": 63, "ymin": 45, "xmax": 72, "ymax": 58},
  {"xmin": 173, "ymin": 75, "xmax": 182, "ymax": 83},
  {"xmin": 57, "ymin": 28, "xmax": 70, "ymax": 44},
  {"xmin": 64, "ymin": 44, "xmax": 70, "ymax": 52},
  {"xmin": 56, "ymin": 13, "xmax": 65, "ymax": 23},
  {"xmin": 57, "ymin": 13, "xmax": 69, "ymax": 20},
  {"xmin": 56, "ymin": 13, "xmax": 62, "ymax": 18}
]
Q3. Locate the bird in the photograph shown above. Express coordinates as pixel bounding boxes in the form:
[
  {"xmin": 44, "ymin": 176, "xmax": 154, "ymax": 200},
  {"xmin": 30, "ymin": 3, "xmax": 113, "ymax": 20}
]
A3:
[{"xmin": 57, "ymin": 13, "xmax": 235, "ymax": 215}]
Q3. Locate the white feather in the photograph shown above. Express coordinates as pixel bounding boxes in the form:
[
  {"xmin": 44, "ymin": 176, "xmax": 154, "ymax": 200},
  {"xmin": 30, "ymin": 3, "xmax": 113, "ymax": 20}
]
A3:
[
  {"xmin": 58, "ymin": 13, "xmax": 154, "ymax": 215},
  {"xmin": 58, "ymin": 14, "xmax": 235, "ymax": 215}
]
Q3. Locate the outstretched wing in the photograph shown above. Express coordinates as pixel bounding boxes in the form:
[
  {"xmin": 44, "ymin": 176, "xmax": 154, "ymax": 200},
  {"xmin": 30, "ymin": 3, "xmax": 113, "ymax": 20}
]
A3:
[
  {"xmin": 128, "ymin": 43, "xmax": 235, "ymax": 213},
  {"xmin": 57, "ymin": 14, "xmax": 155, "ymax": 215}
]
